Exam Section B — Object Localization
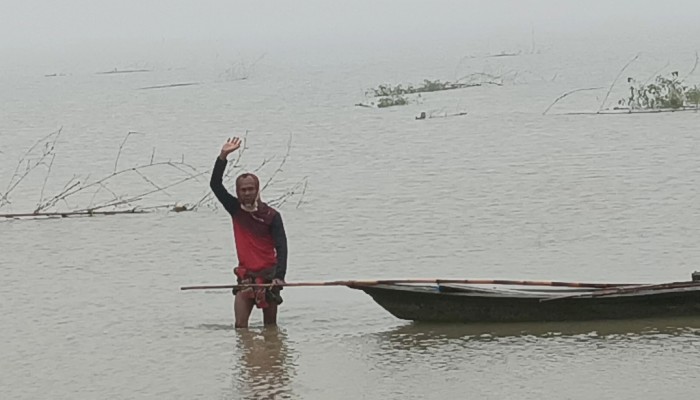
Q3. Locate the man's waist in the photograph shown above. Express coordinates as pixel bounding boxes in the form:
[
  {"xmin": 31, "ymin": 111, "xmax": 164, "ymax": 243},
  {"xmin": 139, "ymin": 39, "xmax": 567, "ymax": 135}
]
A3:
[
  {"xmin": 236, "ymin": 254, "xmax": 278, "ymax": 269},
  {"xmin": 234, "ymin": 265, "xmax": 276, "ymax": 279}
]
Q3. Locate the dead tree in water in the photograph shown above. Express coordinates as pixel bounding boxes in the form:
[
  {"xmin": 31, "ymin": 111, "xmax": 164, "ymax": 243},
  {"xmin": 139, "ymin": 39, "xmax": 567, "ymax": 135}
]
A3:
[{"xmin": 1, "ymin": 130, "xmax": 307, "ymax": 220}]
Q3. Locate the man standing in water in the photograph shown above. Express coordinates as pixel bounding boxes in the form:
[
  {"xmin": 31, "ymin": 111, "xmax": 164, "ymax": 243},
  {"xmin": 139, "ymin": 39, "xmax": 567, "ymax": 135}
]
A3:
[{"xmin": 210, "ymin": 137, "xmax": 288, "ymax": 328}]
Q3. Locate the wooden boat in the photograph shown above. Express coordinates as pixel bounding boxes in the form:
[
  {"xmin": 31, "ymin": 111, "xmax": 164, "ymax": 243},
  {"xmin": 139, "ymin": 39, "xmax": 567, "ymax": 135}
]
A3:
[{"xmin": 349, "ymin": 274, "xmax": 700, "ymax": 323}]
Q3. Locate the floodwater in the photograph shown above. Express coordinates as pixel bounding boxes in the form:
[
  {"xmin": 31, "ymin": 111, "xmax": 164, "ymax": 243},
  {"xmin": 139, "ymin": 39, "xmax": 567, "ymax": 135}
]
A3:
[{"xmin": 2, "ymin": 27, "xmax": 700, "ymax": 399}]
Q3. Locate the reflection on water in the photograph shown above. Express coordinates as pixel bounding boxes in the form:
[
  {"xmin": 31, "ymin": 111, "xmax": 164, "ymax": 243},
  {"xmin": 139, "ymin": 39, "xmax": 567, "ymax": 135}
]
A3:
[
  {"xmin": 230, "ymin": 327, "xmax": 297, "ymax": 400},
  {"xmin": 385, "ymin": 315, "xmax": 700, "ymax": 342},
  {"xmin": 353, "ymin": 316, "xmax": 700, "ymax": 391},
  {"xmin": 363, "ymin": 316, "xmax": 700, "ymax": 359},
  {"xmin": 188, "ymin": 323, "xmax": 235, "ymax": 331}
]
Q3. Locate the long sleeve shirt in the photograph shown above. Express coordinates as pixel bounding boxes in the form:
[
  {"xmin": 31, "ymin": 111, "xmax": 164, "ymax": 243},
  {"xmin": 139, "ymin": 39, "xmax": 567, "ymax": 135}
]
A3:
[{"xmin": 209, "ymin": 157, "xmax": 288, "ymax": 280}]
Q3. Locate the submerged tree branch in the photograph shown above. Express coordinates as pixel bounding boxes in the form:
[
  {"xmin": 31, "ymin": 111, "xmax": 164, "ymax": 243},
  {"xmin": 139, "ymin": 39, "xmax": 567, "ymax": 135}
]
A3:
[
  {"xmin": 4, "ymin": 129, "xmax": 306, "ymax": 219},
  {"xmin": 598, "ymin": 53, "xmax": 640, "ymax": 112},
  {"xmin": 542, "ymin": 87, "xmax": 604, "ymax": 115},
  {"xmin": 682, "ymin": 51, "xmax": 699, "ymax": 82},
  {"xmin": 2, "ymin": 128, "xmax": 62, "ymax": 207}
]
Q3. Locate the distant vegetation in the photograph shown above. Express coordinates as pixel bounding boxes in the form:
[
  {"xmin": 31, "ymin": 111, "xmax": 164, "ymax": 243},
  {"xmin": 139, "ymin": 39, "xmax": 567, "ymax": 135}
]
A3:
[
  {"xmin": 544, "ymin": 52, "xmax": 700, "ymax": 115},
  {"xmin": 621, "ymin": 72, "xmax": 700, "ymax": 110},
  {"xmin": 376, "ymin": 96, "xmax": 409, "ymax": 108},
  {"xmin": 367, "ymin": 79, "xmax": 479, "ymax": 98},
  {"xmin": 357, "ymin": 75, "xmax": 503, "ymax": 109}
]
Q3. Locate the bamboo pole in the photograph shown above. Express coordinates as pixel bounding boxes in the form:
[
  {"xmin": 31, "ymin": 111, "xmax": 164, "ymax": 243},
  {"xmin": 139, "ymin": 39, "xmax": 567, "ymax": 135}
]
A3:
[
  {"xmin": 180, "ymin": 278, "xmax": 643, "ymax": 291},
  {"xmin": 540, "ymin": 280, "xmax": 700, "ymax": 302}
]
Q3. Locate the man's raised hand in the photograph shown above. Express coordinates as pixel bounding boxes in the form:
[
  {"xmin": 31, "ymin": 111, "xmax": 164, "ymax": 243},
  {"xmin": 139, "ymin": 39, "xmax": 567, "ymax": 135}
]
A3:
[{"xmin": 219, "ymin": 137, "xmax": 242, "ymax": 160}]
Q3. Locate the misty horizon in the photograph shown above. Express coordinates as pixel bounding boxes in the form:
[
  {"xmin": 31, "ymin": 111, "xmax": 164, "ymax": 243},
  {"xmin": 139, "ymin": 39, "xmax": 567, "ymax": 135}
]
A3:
[{"xmin": 2, "ymin": 1, "xmax": 699, "ymax": 53}]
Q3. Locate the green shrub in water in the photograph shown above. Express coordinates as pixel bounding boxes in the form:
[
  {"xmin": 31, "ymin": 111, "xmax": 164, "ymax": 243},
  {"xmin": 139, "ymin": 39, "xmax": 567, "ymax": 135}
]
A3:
[{"xmin": 620, "ymin": 71, "xmax": 699, "ymax": 109}]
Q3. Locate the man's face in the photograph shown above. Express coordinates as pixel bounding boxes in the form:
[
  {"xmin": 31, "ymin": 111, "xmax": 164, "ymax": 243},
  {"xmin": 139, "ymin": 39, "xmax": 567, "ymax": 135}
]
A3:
[{"xmin": 237, "ymin": 177, "xmax": 258, "ymax": 206}]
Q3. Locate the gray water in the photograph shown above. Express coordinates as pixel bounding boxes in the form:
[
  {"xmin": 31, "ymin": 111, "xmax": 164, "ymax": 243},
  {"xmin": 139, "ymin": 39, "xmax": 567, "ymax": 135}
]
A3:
[{"xmin": 3, "ymin": 25, "xmax": 700, "ymax": 399}]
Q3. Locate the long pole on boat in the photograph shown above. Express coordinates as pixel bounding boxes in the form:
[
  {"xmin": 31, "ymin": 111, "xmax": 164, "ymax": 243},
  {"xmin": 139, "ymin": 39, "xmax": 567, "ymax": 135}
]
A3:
[
  {"xmin": 540, "ymin": 280, "xmax": 700, "ymax": 301},
  {"xmin": 180, "ymin": 278, "xmax": 643, "ymax": 291}
]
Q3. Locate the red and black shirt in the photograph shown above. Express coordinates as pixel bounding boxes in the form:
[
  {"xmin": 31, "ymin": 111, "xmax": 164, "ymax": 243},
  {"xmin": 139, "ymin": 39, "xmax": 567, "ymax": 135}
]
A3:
[{"xmin": 209, "ymin": 157, "xmax": 288, "ymax": 280}]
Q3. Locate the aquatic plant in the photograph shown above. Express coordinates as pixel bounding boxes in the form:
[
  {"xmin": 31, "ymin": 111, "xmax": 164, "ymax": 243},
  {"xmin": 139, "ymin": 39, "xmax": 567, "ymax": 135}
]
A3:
[
  {"xmin": 619, "ymin": 72, "xmax": 699, "ymax": 110},
  {"xmin": 357, "ymin": 76, "xmax": 501, "ymax": 109},
  {"xmin": 367, "ymin": 79, "xmax": 480, "ymax": 98},
  {"xmin": 376, "ymin": 96, "xmax": 409, "ymax": 108},
  {"xmin": 686, "ymin": 86, "xmax": 700, "ymax": 107},
  {"xmin": 544, "ymin": 52, "xmax": 700, "ymax": 115}
]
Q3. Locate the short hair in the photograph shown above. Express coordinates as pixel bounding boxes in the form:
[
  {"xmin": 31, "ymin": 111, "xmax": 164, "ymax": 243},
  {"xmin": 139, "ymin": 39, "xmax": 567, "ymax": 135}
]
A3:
[{"xmin": 235, "ymin": 173, "xmax": 259, "ymax": 189}]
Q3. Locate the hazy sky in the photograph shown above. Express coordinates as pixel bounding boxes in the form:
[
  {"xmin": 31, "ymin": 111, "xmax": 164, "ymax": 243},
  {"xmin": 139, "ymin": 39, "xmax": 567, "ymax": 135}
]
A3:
[{"xmin": 2, "ymin": 0, "xmax": 698, "ymax": 52}]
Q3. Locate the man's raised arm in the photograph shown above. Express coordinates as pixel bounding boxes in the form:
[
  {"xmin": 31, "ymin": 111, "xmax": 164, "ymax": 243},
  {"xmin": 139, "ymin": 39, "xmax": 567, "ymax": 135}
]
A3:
[{"xmin": 209, "ymin": 137, "xmax": 242, "ymax": 216}]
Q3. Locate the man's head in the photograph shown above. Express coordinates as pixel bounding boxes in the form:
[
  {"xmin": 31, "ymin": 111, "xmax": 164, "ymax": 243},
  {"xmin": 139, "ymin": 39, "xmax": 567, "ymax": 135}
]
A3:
[{"xmin": 236, "ymin": 173, "xmax": 260, "ymax": 208}]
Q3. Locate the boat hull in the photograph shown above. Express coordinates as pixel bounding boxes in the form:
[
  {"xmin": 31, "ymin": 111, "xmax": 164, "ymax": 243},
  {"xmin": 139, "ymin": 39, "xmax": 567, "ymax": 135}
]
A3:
[{"xmin": 352, "ymin": 284, "xmax": 700, "ymax": 323}]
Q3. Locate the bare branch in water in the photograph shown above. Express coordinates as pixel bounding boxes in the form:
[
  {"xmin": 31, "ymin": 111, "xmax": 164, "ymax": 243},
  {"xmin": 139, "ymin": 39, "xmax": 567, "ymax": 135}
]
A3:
[
  {"xmin": 267, "ymin": 177, "xmax": 309, "ymax": 209},
  {"xmin": 296, "ymin": 180, "xmax": 308, "ymax": 209},
  {"xmin": 114, "ymin": 131, "xmax": 142, "ymax": 173},
  {"xmin": 254, "ymin": 156, "xmax": 275, "ymax": 173},
  {"xmin": 81, "ymin": 171, "xmax": 207, "ymax": 213},
  {"xmin": 232, "ymin": 130, "xmax": 250, "ymax": 168},
  {"xmin": 643, "ymin": 61, "xmax": 670, "ymax": 86},
  {"xmin": 7, "ymin": 128, "xmax": 305, "ymax": 218},
  {"xmin": 62, "ymin": 175, "xmax": 80, "ymax": 190},
  {"xmin": 682, "ymin": 51, "xmax": 699, "ymax": 82},
  {"xmin": 35, "ymin": 153, "xmax": 56, "ymax": 212},
  {"xmin": 2, "ymin": 128, "xmax": 62, "ymax": 207},
  {"xmin": 1, "ymin": 209, "xmax": 148, "ymax": 219},
  {"xmin": 261, "ymin": 133, "xmax": 293, "ymax": 192},
  {"xmin": 59, "ymin": 160, "xmax": 195, "ymax": 206},
  {"xmin": 598, "ymin": 53, "xmax": 640, "ymax": 112},
  {"xmin": 87, "ymin": 182, "xmax": 121, "ymax": 210},
  {"xmin": 97, "ymin": 68, "xmax": 150, "ymax": 75},
  {"xmin": 542, "ymin": 87, "xmax": 605, "ymax": 115},
  {"xmin": 133, "ymin": 169, "xmax": 169, "ymax": 195},
  {"xmin": 36, "ymin": 175, "xmax": 82, "ymax": 212},
  {"xmin": 34, "ymin": 181, "xmax": 81, "ymax": 213},
  {"xmin": 165, "ymin": 161, "xmax": 204, "ymax": 181},
  {"xmin": 36, "ymin": 130, "xmax": 63, "ymax": 208},
  {"xmin": 99, "ymin": 183, "xmax": 121, "ymax": 203},
  {"xmin": 559, "ymin": 107, "xmax": 700, "ymax": 116},
  {"xmin": 456, "ymin": 72, "xmax": 505, "ymax": 86},
  {"xmin": 138, "ymin": 82, "xmax": 200, "ymax": 90}
]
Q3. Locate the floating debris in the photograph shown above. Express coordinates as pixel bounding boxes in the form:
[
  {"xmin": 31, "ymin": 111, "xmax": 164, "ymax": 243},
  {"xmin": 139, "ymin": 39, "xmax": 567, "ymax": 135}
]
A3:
[
  {"xmin": 138, "ymin": 82, "xmax": 201, "ymax": 90},
  {"xmin": 485, "ymin": 51, "xmax": 521, "ymax": 58},
  {"xmin": 97, "ymin": 68, "xmax": 151, "ymax": 75},
  {"xmin": 415, "ymin": 111, "xmax": 468, "ymax": 120}
]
